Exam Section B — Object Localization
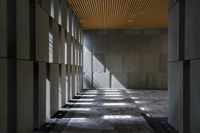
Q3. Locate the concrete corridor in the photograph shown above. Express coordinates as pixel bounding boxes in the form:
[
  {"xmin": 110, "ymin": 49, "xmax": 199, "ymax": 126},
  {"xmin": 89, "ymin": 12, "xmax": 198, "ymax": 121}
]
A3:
[{"xmin": 47, "ymin": 89, "xmax": 167, "ymax": 133}]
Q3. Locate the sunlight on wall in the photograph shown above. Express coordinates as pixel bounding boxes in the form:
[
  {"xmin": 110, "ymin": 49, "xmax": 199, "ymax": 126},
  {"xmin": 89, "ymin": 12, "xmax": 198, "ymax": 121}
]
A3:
[{"xmin": 83, "ymin": 46, "xmax": 126, "ymax": 89}]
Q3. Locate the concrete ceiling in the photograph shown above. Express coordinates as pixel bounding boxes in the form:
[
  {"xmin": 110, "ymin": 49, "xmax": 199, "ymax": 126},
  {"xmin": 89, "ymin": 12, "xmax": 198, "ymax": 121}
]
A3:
[{"xmin": 67, "ymin": 0, "xmax": 168, "ymax": 29}]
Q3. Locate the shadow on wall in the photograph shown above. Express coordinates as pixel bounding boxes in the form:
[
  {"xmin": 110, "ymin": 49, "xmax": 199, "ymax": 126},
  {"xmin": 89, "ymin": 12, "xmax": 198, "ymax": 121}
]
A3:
[
  {"xmin": 83, "ymin": 29, "xmax": 168, "ymax": 90},
  {"xmin": 83, "ymin": 46, "xmax": 129, "ymax": 89}
]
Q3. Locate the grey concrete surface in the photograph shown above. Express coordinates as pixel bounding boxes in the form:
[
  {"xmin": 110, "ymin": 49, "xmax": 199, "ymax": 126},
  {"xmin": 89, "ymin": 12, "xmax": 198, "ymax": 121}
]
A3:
[
  {"xmin": 61, "ymin": 64, "xmax": 67, "ymax": 107},
  {"xmin": 168, "ymin": 61, "xmax": 183, "ymax": 133},
  {"xmin": 48, "ymin": 88, "xmax": 168, "ymax": 133},
  {"xmin": 83, "ymin": 29, "xmax": 168, "ymax": 89},
  {"xmin": 0, "ymin": 0, "xmax": 7, "ymax": 57},
  {"xmin": 52, "ymin": 19, "xmax": 60, "ymax": 63},
  {"xmin": 169, "ymin": 0, "xmax": 178, "ymax": 9},
  {"xmin": 0, "ymin": 1, "xmax": 83, "ymax": 132},
  {"xmin": 190, "ymin": 60, "xmax": 200, "ymax": 133},
  {"xmin": 61, "ymin": 0, "xmax": 67, "ymax": 30},
  {"xmin": 0, "ymin": 59, "xmax": 7, "ymax": 133},
  {"xmin": 50, "ymin": 64, "xmax": 59, "ymax": 116},
  {"xmin": 17, "ymin": 0, "xmax": 30, "ymax": 60},
  {"xmin": 60, "ymin": 27, "xmax": 65, "ymax": 64},
  {"xmin": 168, "ymin": 3, "xmax": 181, "ymax": 61},
  {"xmin": 36, "ymin": 3, "xmax": 49, "ymax": 62},
  {"xmin": 38, "ymin": 62, "xmax": 47, "ymax": 127},
  {"xmin": 53, "ymin": 0, "xmax": 59, "ymax": 22},
  {"xmin": 42, "ymin": 0, "xmax": 51, "ymax": 14},
  {"xmin": 17, "ymin": 60, "xmax": 33, "ymax": 133},
  {"xmin": 185, "ymin": 0, "xmax": 200, "ymax": 60}
]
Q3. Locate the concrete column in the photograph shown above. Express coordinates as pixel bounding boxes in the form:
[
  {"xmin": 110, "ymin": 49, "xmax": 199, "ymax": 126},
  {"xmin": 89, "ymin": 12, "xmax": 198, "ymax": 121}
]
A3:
[
  {"xmin": 67, "ymin": 33, "xmax": 72, "ymax": 65},
  {"xmin": 65, "ymin": 65, "xmax": 69, "ymax": 103},
  {"xmin": 60, "ymin": 27, "xmax": 65, "ymax": 64},
  {"xmin": 61, "ymin": 0, "xmax": 67, "ymax": 30},
  {"xmin": 17, "ymin": 60, "xmax": 33, "ymax": 133},
  {"xmin": 16, "ymin": 0, "xmax": 30, "ymax": 60},
  {"xmin": 53, "ymin": 0, "xmax": 59, "ymax": 22},
  {"xmin": 52, "ymin": 19, "xmax": 59, "ymax": 63},
  {"xmin": 168, "ymin": 0, "xmax": 185, "ymax": 132},
  {"xmin": 185, "ymin": 0, "xmax": 200, "ymax": 133},
  {"xmin": 169, "ymin": 0, "xmax": 200, "ymax": 133},
  {"xmin": 67, "ymin": 65, "xmax": 72, "ymax": 100},
  {"xmin": 50, "ymin": 64, "xmax": 59, "ymax": 116},
  {"xmin": 36, "ymin": 63, "xmax": 47, "ymax": 128},
  {"xmin": 60, "ymin": 64, "xmax": 67, "ymax": 107},
  {"xmin": 72, "ymin": 65, "xmax": 76, "ymax": 97},
  {"xmin": 41, "ymin": 0, "xmax": 50, "ymax": 15},
  {"xmin": 0, "ymin": 0, "xmax": 7, "ymax": 58},
  {"xmin": 35, "ymin": 3, "xmax": 49, "ymax": 62},
  {"xmin": 0, "ymin": 59, "xmax": 8, "ymax": 133}
]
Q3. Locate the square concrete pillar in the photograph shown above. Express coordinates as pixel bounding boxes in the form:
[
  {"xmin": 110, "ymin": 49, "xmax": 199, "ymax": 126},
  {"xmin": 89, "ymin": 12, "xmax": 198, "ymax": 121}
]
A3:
[
  {"xmin": 0, "ymin": 60, "xmax": 18, "ymax": 132},
  {"xmin": 168, "ymin": 61, "xmax": 183, "ymax": 133},
  {"xmin": 168, "ymin": 1, "xmax": 184, "ymax": 61},
  {"xmin": 37, "ymin": 63, "xmax": 46, "ymax": 127},
  {"xmin": 60, "ymin": 64, "xmax": 67, "ymax": 106},
  {"xmin": 16, "ymin": 0, "xmax": 30, "ymax": 60},
  {"xmin": 185, "ymin": 0, "xmax": 200, "ymax": 60},
  {"xmin": 190, "ymin": 60, "xmax": 200, "ymax": 133},
  {"xmin": 0, "ymin": 59, "xmax": 7, "ymax": 133},
  {"xmin": 72, "ymin": 38, "xmax": 76, "ymax": 65},
  {"xmin": 52, "ymin": 19, "xmax": 59, "ymax": 63},
  {"xmin": 60, "ymin": 27, "xmax": 65, "ymax": 64},
  {"xmin": 169, "ymin": 0, "xmax": 178, "ymax": 9},
  {"xmin": 72, "ymin": 65, "xmax": 76, "ymax": 97},
  {"xmin": 68, "ymin": 9, "xmax": 72, "ymax": 35},
  {"xmin": 66, "ymin": 65, "xmax": 71, "ymax": 102},
  {"xmin": 65, "ymin": 65, "xmax": 69, "ymax": 103},
  {"xmin": 53, "ymin": 0, "xmax": 59, "ymax": 22},
  {"xmin": 0, "ymin": 0, "xmax": 7, "ymax": 58},
  {"xmin": 67, "ymin": 33, "xmax": 72, "ymax": 64},
  {"xmin": 50, "ymin": 63, "xmax": 59, "ymax": 116},
  {"xmin": 36, "ymin": 3, "xmax": 49, "ymax": 62},
  {"xmin": 69, "ymin": 65, "xmax": 73, "ymax": 99},
  {"xmin": 61, "ymin": 0, "xmax": 67, "ymax": 30},
  {"xmin": 17, "ymin": 60, "xmax": 33, "ymax": 133},
  {"xmin": 42, "ymin": 0, "xmax": 50, "ymax": 15}
]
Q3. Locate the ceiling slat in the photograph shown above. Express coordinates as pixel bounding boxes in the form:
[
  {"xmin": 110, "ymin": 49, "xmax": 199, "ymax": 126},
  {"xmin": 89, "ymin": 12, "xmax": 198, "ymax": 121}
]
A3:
[{"xmin": 67, "ymin": 0, "xmax": 168, "ymax": 29}]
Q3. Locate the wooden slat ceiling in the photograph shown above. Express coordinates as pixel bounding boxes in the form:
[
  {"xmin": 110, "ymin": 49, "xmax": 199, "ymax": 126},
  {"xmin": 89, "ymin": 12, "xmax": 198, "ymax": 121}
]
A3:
[{"xmin": 67, "ymin": 0, "xmax": 168, "ymax": 29}]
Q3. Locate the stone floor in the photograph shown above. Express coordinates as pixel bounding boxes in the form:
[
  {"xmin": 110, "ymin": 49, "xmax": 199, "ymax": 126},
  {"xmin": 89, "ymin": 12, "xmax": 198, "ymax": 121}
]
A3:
[{"xmin": 48, "ymin": 88, "xmax": 168, "ymax": 133}]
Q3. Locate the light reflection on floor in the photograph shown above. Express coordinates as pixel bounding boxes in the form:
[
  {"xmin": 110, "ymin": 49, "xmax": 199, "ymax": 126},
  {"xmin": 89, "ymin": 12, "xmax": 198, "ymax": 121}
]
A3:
[
  {"xmin": 72, "ymin": 98, "xmax": 95, "ymax": 102},
  {"xmin": 103, "ymin": 115, "xmax": 132, "ymax": 119},
  {"xmin": 103, "ymin": 102, "xmax": 128, "ymax": 106},
  {"xmin": 48, "ymin": 89, "xmax": 167, "ymax": 133}
]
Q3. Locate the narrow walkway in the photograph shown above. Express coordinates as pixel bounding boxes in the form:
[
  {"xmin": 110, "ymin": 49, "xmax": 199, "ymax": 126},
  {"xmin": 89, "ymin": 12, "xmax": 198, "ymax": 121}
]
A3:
[{"xmin": 49, "ymin": 89, "xmax": 167, "ymax": 133}]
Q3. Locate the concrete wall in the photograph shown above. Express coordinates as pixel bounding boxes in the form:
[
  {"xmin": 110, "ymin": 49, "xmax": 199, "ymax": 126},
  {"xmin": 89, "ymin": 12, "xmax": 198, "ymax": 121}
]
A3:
[
  {"xmin": 0, "ymin": 0, "xmax": 83, "ymax": 132},
  {"xmin": 83, "ymin": 29, "xmax": 168, "ymax": 89},
  {"xmin": 168, "ymin": 0, "xmax": 200, "ymax": 133}
]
